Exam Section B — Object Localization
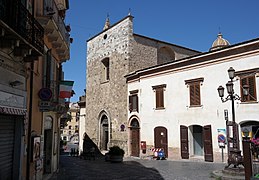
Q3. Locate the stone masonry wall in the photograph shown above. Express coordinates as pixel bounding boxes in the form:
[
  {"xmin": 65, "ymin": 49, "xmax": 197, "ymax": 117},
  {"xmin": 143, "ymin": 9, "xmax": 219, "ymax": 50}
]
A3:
[
  {"xmin": 85, "ymin": 15, "xmax": 200, "ymax": 155},
  {"xmin": 86, "ymin": 16, "xmax": 133, "ymax": 152}
]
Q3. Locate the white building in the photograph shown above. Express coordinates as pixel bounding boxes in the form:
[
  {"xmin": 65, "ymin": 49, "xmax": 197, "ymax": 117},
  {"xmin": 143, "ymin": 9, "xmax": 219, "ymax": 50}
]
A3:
[{"xmin": 126, "ymin": 34, "xmax": 259, "ymax": 162}]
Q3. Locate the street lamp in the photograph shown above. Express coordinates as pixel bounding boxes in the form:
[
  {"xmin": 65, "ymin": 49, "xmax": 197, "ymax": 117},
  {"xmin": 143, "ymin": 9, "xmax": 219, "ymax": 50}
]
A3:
[{"xmin": 217, "ymin": 67, "xmax": 249, "ymax": 169}]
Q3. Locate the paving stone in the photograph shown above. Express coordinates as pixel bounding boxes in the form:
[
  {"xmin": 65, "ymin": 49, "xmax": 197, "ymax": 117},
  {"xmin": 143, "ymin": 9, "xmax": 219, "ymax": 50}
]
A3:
[{"xmin": 48, "ymin": 155, "xmax": 226, "ymax": 180}]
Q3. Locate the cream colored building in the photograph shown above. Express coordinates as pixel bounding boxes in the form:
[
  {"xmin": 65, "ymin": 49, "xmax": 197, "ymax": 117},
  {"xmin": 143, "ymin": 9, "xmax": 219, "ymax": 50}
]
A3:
[
  {"xmin": 126, "ymin": 34, "xmax": 259, "ymax": 162},
  {"xmin": 61, "ymin": 103, "xmax": 79, "ymax": 151}
]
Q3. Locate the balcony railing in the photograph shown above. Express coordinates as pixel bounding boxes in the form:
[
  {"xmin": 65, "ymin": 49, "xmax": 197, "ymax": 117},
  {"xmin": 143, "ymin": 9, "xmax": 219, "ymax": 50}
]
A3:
[
  {"xmin": 44, "ymin": 0, "xmax": 70, "ymax": 48},
  {"xmin": 0, "ymin": 0, "xmax": 44, "ymax": 54}
]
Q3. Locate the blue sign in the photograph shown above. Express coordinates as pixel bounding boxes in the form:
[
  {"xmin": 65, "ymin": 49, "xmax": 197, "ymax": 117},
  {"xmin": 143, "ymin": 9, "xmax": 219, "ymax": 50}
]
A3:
[
  {"xmin": 38, "ymin": 88, "xmax": 52, "ymax": 101},
  {"xmin": 218, "ymin": 134, "xmax": 226, "ymax": 143}
]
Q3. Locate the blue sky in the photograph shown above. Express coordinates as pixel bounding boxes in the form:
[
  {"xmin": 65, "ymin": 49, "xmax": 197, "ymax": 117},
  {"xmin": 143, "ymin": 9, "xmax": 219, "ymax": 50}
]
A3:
[{"xmin": 64, "ymin": 0, "xmax": 259, "ymax": 102}]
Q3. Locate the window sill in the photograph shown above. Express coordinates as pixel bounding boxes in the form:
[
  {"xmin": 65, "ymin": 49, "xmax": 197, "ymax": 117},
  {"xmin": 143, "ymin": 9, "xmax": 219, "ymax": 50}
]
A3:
[
  {"xmin": 188, "ymin": 105, "xmax": 203, "ymax": 108},
  {"xmin": 155, "ymin": 107, "xmax": 165, "ymax": 110},
  {"xmin": 239, "ymin": 101, "xmax": 258, "ymax": 104},
  {"xmin": 129, "ymin": 109, "xmax": 138, "ymax": 113},
  {"xmin": 101, "ymin": 80, "xmax": 109, "ymax": 84}
]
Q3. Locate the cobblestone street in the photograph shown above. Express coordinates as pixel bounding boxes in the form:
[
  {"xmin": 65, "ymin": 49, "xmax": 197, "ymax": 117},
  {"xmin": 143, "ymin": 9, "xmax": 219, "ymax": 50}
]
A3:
[{"xmin": 49, "ymin": 155, "xmax": 225, "ymax": 180}]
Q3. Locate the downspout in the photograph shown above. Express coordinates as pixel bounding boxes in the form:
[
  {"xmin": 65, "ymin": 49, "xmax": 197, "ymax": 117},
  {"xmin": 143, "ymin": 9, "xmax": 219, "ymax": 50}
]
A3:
[
  {"xmin": 26, "ymin": 61, "xmax": 34, "ymax": 180},
  {"xmin": 26, "ymin": 0, "xmax": 35, "ymax": 179}
]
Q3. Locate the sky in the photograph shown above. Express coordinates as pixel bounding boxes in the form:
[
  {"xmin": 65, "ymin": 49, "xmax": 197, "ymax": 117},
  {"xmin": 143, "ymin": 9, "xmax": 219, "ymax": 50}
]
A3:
[{"xmin": 63, "ymin": 0, "xmax": 259, "ymax": 102}]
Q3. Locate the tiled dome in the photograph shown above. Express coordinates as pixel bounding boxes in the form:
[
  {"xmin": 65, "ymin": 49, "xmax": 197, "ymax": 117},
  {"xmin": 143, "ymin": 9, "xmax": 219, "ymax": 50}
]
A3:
[{"xmin": 210, "ymin": 33, "xmax": 230, "ymax": 51}]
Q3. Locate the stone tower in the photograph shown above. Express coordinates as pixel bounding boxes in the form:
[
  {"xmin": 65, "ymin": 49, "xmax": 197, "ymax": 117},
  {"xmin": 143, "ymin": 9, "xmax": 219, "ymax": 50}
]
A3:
[{"xmin": 85, "ymin": 15, "xmax": 200, "ymax": 154}]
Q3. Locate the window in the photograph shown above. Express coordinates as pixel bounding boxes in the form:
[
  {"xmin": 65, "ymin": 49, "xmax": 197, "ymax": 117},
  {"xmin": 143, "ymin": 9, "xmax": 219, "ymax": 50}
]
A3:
[
  {"xmin": 240, "ymin": 75, "xmax": 257, "ymax": 102},
  {"xmin": 185, "ymin": 78, "xmax": 203, "ymax": 107},
  {"xmin": 129, "ymin": 90, "xmax": 139, "ymax": 112},
  {"xmin": 101, "ymin": 58, "xmax": 110, "ymax": 82},
  {"xmin": 69, "ymin": 125, "xmax": 72, "ymax": 129},
  {"xmin": 152, "ymin": 84, "xmax": 166, "ymax": 109}
]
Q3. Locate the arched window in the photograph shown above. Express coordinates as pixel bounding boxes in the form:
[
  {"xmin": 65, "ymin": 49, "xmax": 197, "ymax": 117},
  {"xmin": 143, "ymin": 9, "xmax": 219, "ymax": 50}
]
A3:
[
  {"xmin": 157, "ymin": 46, "xmax": 175, "ymax": 65},
  {"xmin": 101, "ymin": 58, "xmax": 110, "ymax": 82}
]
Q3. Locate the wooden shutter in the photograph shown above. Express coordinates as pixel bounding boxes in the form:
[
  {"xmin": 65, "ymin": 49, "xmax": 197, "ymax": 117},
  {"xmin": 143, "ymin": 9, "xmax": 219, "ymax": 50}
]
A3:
[
  {"xmin": 241, "ymin": 76, "xmax": 256, "ymax": 102},
  {"xmin": 190, "ymin": 83, "xmax": 200, "ymax": 106},
  {"xmin": 129, "ymin": 95, "xmax": 133, "ymax": 112},
  {"xmin": 156, "ymin": 88, "xmax": 164, "ymax": 108},
  {"xmin": 180, "ymin": 125, "xmax": 189, "ymax": 159},
  {"xmin": 203, "ymin": 125, "xmax": 213, "ymax": 162},
  {"xmin": 135, "ymin": 95, "xmax": 139, "ymax": 112}
]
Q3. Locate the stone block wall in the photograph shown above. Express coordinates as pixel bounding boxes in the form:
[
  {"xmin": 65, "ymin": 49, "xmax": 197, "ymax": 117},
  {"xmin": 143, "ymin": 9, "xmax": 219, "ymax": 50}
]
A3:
[{"xmin": 85, "ymin": 15, "xmax": 200, "ymax": 155}]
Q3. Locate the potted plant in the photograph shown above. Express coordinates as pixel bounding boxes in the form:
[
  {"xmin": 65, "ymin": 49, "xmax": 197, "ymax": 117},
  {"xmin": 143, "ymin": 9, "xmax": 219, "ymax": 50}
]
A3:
[{"xmin": 107, "ymin": 145, "xmax": 125, "ymax": 162}]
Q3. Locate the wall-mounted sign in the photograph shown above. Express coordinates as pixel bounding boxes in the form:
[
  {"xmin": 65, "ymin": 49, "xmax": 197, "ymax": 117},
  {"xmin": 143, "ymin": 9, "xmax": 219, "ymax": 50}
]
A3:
[
  {"xmin": 38, "ymin": 88, "xmax": 52, "ymax": 101},
  {"xmin": 224, "ymin": 109, "xmax": 228, "ymax": 121}
]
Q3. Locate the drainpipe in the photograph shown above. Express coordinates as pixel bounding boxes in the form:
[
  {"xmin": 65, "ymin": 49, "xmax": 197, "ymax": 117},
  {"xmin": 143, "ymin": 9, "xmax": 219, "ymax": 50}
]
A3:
[{"xmin": 26, "ymin": 0, "xmax": 35, "ymax": 179}]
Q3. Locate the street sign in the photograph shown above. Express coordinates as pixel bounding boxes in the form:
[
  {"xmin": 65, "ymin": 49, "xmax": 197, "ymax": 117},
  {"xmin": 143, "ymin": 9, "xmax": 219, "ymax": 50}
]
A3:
[
  {"xmin": 38, "ymin": 88, "xmax": 52, "ymax": 101},
  {"xmin": 218, "ymin": 134, "xmax": 226, "ymax": 143},
  {"xmin": 217, "ymin": 129, "xmax": 226, "ymax": 148}
]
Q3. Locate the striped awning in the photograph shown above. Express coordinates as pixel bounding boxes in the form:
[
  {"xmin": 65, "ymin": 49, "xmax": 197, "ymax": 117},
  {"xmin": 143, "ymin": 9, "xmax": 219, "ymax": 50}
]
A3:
[{"xmin": 0, "ymin": 106, "xmax": 27, "ymax": 115}]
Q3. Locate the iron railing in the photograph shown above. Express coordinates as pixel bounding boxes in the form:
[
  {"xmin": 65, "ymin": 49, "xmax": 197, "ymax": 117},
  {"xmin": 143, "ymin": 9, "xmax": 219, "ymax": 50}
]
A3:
[{"xmin": 0, "ymin": 0, "xmax": 44, "ymax": 54}]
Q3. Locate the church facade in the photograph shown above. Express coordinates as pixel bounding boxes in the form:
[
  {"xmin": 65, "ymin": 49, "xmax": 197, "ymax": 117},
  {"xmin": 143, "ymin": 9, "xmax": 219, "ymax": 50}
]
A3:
[{"xmin": 85, "ymin": 15, "xmax": 199, "ymax": 153}]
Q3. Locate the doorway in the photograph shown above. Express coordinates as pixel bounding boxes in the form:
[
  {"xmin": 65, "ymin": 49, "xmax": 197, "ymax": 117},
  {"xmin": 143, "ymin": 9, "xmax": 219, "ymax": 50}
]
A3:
[
  {"xmin": 192, "ymin": 125, "xmax": 203, "ymax": 156},
  {"xmin": 130, "ymin": 119, "xmax": 140, "ymax": 157},
  {"xmin": 154, "ymin": 126, "xmax": 168, "ymax": 157},
  {"xmin": 100, "ymin": 115, "xmax": 109, "ymax": 150},
  {"xmin": 44, "ymin": 116, "xmax": 53, "ymax": 174}
]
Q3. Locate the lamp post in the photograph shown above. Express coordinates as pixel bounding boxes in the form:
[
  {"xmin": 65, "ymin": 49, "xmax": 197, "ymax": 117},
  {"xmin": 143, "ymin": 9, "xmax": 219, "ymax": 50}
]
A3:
[{"xmin": 217, "ymin": 67, "xmax": 249, "ymax": 169}]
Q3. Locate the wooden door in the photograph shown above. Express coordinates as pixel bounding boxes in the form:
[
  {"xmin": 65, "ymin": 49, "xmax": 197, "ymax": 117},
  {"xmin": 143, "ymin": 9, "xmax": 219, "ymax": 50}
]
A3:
[
  {"xmin": 203, "ymin": 125, "xmax": 213, "ymax": 162},
  {"xmin": 154, "ymin": 126, "xmax": 168, "ymax": 157},
  {"xmin": 180, "ymin": 125, "xmax": 189, "ymax": 159},
  {"xmin": 131, "ymin": 128, "xmax": 140, "ymax": 157}
]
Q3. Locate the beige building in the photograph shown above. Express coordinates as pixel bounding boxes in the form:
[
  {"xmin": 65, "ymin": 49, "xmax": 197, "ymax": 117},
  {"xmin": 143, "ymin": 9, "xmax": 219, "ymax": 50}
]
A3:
[
  {"xmin": 0, "ymin": 0, "xmax": 71, "ymax": 179},
  {"xmin": 85, "ymin": 15, "xmax": 199, "ymax": 154},
  {"xmin": 61, "ymin": 103, "xmax": 79, "ymax": 151}
]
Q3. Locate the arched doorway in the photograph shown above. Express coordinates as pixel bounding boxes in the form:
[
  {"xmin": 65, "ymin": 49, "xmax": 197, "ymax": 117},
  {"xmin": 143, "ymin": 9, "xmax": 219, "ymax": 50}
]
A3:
[
  {"xmin": 130, "ymin": 118, "xmax": 140, "ymax": 157},
  {"xmin": 154, "ymin": 126, "xmax": 168, "ymax": 157},
  {"xmin": 100, "ymin": 115, "xmax": 109, "ymax": 150}
]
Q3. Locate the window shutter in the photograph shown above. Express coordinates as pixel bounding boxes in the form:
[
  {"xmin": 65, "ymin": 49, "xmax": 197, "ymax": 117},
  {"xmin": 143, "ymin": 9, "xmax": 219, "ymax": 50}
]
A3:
[
  {"xmin": 248, "ymin": 76, "xmax": 256, "ymax": 101},
  {"xmin": 156, "ymin": 90, "xmax": 160, "ymax": 108},
  {"xmin": 136, "ymin": 95, "xmax": 139, "ymax": 112},
  {"xmin": 129, "ymin": 95, "xmax": 133, "ymax": 112},
  {"xmin": 190, "ymin": 83, "xmax": 200, "ymax": 106},
  {"xmin": 156, "ymin": 88, "xmax": 164, "ymax": 108},
  {"xmin": 194, "ymin": 83, "xmax": 200, "ymax": 105},
  {"xmin": 190, "ymin": 85, "xmax": 195, "ymax": 105},
  {"xmin": 241, "ymin": 76, "xmax": 256, "ymax": 102}
]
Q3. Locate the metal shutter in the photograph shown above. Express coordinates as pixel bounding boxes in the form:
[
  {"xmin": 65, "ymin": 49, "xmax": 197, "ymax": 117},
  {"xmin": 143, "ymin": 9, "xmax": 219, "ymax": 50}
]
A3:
[{"xmin": 0, "ymin": 115, "xmax": 15, "ymax": 179}]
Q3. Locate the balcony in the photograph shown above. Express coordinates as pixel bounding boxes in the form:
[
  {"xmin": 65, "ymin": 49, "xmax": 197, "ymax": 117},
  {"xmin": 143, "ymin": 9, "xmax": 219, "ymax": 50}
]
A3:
[
  {"xmin": 36, "ymin": 0, "xmax": 70, "ymax": 62},
  {"xmin": 0, "ymin": 0, "xmax": 44, "ymax": 60}
]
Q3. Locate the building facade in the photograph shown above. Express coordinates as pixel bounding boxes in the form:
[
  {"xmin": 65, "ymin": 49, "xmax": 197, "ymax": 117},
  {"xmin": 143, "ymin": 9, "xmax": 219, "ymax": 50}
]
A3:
[
  {"xmin": 77, "ymin": 94, "xmax": 86, "ymax": 153},
  {"xmin": 60, "ymin": 102, "xmax": 79, "ymax": 152},
  {"xmin": 0, "ymin": 0, "xmax": 71, "ymax": 179},
  {"xmin": 126, "ymin": 34, "xmax": 259, "ymax": 162},
  {"xmin": 85, "ymin": 15, "xmax": 200, "ymax": 154}
]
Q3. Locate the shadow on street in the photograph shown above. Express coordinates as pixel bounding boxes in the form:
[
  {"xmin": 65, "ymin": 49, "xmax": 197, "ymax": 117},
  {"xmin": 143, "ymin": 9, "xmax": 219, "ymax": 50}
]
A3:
[{"xmin": 50, "ymin": 155, "xmax": 164, "ymax": 180}]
